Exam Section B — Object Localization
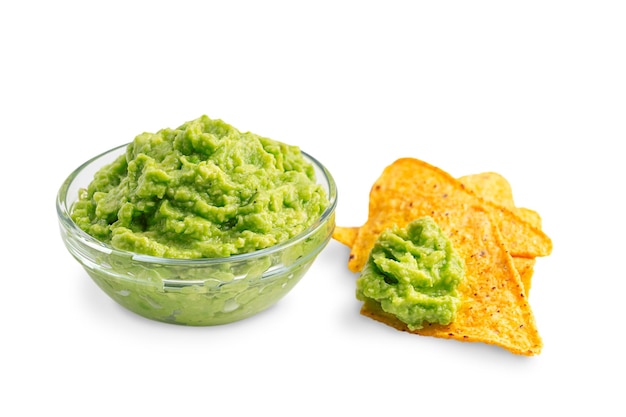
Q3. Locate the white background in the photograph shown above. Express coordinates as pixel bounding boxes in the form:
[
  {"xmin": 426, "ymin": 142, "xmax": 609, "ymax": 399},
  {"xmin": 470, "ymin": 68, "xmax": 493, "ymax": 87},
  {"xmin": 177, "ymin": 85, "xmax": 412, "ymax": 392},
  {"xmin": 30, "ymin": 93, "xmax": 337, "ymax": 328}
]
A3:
[{"xmin": 2, "ymin": 1, "xmax": 625, "ymax": 416}]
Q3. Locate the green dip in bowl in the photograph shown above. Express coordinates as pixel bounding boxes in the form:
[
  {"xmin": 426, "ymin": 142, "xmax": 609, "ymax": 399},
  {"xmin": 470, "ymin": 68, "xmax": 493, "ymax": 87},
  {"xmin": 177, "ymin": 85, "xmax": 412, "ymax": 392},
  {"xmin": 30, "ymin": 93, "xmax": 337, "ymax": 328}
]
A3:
[{"xmin": 56, "ymin": 116, "xmax": 337, "ymax": 325}]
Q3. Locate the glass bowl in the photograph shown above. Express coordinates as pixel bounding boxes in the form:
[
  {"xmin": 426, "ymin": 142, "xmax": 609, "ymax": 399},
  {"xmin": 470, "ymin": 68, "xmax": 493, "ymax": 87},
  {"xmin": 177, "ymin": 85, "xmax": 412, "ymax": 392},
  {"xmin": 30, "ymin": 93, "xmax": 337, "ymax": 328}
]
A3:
[{"xmin": 56, "ymin": 143, "xmax": 337, "ymax": 326}]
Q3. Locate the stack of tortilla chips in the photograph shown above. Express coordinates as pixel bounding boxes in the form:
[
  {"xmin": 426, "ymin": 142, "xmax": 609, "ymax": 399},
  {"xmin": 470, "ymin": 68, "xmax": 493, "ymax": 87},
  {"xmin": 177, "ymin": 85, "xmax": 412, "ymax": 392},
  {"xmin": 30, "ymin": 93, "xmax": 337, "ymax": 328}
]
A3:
[{"xmin": 334, "ymin": 158, "xmax": 552, "ymax": 356}]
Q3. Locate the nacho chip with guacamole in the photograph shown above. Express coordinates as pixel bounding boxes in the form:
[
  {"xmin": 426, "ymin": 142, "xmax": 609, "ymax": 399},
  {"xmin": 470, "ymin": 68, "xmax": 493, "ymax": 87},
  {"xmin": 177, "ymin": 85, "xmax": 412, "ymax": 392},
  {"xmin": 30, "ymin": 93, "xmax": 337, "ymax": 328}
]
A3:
[{"xmin": 335, "ymin": 158, "xmax": 552, "ymax": 356}]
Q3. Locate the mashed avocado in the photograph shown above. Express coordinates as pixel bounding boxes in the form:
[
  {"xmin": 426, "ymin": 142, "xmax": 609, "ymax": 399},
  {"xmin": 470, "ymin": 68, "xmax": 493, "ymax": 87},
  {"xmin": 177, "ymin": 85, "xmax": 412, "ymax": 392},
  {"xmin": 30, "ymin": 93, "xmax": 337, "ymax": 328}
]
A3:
[
  {"xmin": 71, "ymin": 115, "xmax": 329, "ymax": 258},
  {"xmin": 356, "ymin": 217, "xmax": 464, "ymax": 330}
]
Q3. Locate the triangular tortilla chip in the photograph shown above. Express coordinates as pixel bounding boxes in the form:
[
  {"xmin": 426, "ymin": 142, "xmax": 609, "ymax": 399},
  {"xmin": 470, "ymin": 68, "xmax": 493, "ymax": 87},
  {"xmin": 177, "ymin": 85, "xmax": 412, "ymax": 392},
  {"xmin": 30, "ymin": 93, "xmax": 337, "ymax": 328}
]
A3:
[{"xmin": 360, "ymin": 204, "xmax": 543, "ymax": 355}]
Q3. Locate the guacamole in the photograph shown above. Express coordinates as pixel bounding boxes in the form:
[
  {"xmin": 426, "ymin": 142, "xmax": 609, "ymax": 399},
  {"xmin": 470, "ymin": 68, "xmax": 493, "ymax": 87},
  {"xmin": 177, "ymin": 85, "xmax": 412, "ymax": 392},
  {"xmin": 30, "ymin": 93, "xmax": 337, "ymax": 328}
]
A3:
[
  {"xmin": 356, "ymin": 217, "xmax": 465, "ymax": 330},
  {"xmin": 71, "ymin": 115, "xmax": 329, "ymax": 259}
]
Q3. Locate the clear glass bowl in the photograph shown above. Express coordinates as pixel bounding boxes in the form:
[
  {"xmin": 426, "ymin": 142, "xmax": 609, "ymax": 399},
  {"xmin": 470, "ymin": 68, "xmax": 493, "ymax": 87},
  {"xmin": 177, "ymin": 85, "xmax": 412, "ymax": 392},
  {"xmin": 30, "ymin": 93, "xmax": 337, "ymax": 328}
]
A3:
[{"xmin": 56, "ymin": 143, "xmax": 337, "ymax": 326}]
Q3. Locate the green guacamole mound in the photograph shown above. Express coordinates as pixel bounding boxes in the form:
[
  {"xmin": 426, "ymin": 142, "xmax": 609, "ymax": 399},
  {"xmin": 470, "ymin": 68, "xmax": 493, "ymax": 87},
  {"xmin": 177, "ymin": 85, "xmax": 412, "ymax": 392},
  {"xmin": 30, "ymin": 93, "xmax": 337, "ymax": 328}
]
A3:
[
  {"xmin": 356, "ymin": 217, "xmax": 465, "ymax": 330},
  {"xmin": 71, "ymin": 115, "xmax": 329, "ymax": 258}
]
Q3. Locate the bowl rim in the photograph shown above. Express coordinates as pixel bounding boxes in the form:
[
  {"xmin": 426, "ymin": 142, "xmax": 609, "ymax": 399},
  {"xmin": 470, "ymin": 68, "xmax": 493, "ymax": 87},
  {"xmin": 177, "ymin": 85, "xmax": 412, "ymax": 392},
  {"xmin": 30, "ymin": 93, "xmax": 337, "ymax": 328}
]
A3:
[{"xmin": 56, "ymin": 142, "xmax": 338, "ymax": 266}]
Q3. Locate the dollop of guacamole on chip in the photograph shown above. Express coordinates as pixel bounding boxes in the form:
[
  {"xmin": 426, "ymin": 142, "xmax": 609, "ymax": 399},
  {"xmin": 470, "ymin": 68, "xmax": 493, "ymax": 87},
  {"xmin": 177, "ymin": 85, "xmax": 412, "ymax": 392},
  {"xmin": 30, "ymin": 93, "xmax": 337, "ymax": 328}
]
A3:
[
  {"xmin": 71, "ymin": 115, "xmax": 329, "ymax": 258},
  {"xmin": 356, "ymin": 217, "xmax": 465, "ymax": 330}
]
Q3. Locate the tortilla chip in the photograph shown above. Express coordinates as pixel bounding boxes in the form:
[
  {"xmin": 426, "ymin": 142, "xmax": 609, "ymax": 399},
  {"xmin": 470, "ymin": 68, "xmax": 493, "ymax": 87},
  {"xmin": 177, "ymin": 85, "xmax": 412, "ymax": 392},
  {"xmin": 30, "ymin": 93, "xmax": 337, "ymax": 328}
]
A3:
[
  {"xmin": 343, "ymin": 158, "xmax": 549, "ymax": 355},
  {"xmin": 361, "ymin": 204, "xmax": 543, "ymax": 356}
]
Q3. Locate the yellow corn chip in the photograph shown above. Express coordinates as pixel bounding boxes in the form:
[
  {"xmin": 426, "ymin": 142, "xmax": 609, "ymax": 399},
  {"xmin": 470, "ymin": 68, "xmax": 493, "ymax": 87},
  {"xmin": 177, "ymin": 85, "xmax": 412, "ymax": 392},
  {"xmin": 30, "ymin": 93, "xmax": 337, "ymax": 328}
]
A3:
[{"xmin": 360, "ymin": 203, "xmax": 542, "ymax": 355}]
